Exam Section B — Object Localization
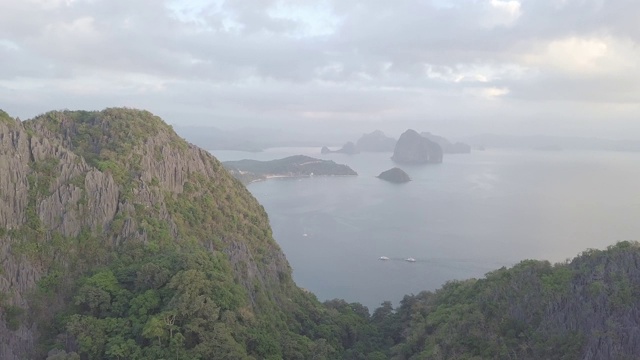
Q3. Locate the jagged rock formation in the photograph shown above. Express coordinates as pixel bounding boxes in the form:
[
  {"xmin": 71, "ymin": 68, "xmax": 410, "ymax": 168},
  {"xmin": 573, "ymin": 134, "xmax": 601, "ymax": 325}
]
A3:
[
  {"xmin": 392, "ymin": 129, "xmax": 443, "ymax": 164},
  {"xmin": 223, "ymin": 155, "xmax": 357, "ymax": 184},
  {"xmin": 0, "ymin": 109, "xmax": 296, "ymax": 359},
  {"xmin": 320, "ymin": 141, "xmax": 359, "ymax": 155},
  {"xmin": 356, "ymin": 130, "xmax": 396, "ymax": 152},
  {"xmin": 421, "ymin": 131, "xmax": 471, "ymax": 154},
  {"xmin": 377, "ymin": 167, "xmax": 411, "ymax": 183}
]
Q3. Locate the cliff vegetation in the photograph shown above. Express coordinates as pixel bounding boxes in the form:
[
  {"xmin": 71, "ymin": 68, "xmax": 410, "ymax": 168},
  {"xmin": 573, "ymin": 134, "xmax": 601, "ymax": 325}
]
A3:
[{"xmin": 1, "ymin": 108, "xmax": 640, "ymax": 359}]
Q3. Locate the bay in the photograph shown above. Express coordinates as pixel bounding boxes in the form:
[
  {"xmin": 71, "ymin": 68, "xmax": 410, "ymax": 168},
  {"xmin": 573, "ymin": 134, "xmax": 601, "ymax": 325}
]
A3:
[{"xmin": 212, "ymin": 147, "xmax": 640, "ymax": 310}]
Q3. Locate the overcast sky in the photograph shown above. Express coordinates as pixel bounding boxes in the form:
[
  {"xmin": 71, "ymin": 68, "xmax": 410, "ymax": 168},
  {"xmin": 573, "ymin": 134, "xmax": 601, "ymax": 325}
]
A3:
[{"xmin": 1, "ymin": 0, "xmax": 639, "ymax": 139}]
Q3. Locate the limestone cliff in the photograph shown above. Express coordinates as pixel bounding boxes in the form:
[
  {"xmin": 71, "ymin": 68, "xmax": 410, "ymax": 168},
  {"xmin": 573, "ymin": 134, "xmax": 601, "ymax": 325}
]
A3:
[
  {"xmin": 0, "ymin": 109, "xmax": 292, "ymax": 359},
  {"xmin": 391, "ymin": 129, "xmax": 443, "ymax": 164}
]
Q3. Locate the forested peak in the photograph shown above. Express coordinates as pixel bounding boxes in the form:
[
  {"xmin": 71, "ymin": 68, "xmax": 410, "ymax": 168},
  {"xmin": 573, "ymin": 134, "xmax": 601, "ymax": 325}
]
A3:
[
  {"xmin": 24, "ymin": 108, "xmax": 183, "ymax": 166},
  {"xmin": 0, "ymin": 109, "xmax": 19, "ymax": 128}
]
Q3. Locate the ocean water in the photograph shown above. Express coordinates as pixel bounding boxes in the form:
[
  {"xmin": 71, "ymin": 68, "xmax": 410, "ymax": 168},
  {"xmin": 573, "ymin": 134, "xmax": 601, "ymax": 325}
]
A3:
[{"xmin": 212, "ymin": 148, "xmax": 640, "ymax": 310}]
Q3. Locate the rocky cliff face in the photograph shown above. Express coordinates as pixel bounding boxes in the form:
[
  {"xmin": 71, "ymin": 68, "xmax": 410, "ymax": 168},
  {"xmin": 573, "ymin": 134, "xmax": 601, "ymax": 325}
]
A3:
[
  {"xmin": 392, "ymin": 129, "xmax": 443, "ymax": 164},
  {"xmin": 0, "ymin": 109, "xmax": 292, "ymax": 359}
]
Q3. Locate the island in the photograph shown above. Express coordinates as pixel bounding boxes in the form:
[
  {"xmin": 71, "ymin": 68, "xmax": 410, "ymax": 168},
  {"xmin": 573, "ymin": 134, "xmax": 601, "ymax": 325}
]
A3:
[
  {"xmin": 223, "ymin": 155, "xmax": 358, "ymax": 184},
  {"xmin": 377, "ymin": 167, "xmax": 411, "ymax": 183},
  {"xmin": 356, "ymin": 130, "xmax": 397, "ymax": 152},
  {"xmin": 392, "ymin": 129, "xmax": 443, "ymax": 164},
  {"xmin": 320, "ymin": 141, "xmax": 359, "ymax": 154},
  {"xmin": 421, "ymin": 132, "xmax": 471, "ymax": 154}
]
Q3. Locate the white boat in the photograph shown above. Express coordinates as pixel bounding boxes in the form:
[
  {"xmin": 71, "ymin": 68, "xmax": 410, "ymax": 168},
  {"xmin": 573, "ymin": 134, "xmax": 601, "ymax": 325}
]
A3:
[
  {"xmin": 405, "ymin": 257, "xmax": 416, "ymax": 263},
  {"xmin": 379, "ymin": 256, "xmax": 390, "ymax": 260}
]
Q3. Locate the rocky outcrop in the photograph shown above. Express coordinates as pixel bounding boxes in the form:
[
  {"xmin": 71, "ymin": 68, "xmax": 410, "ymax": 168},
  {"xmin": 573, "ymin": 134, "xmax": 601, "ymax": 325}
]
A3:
[
  {"xmin": 0, "ymin": 119, "xmax": 30, "ymax": 230},
  {"xmin": 356, "ymin": 130, "xmax": 396, "ymax": 152},
  {"xmin": 421, "ymin": 132, "xmax": 471, "ymax": 154},
  {"xmin": 392, "ymin": 129, "xmax": 443, "ymax": 164},
  {"xmin": 377, "ymin": 167, "xmax": 411, "ymax": 183},
  {"xmin": 0, "ymin": 108, "xmax": 293, "ymax": 360}
]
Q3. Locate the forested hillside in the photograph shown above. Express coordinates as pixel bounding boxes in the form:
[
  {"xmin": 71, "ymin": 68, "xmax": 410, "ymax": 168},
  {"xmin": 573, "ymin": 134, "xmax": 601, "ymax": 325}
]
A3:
[
  {"xmin": 0, "ymin": 108, "xmax": 382, "ymax": 359},
  {"xmin": 376, "ymin": 241, "xmax": 640, "ymax": 360},
  {"xmin": 1, "ymin": 108, "xmax": 639, "ymax": 359}
]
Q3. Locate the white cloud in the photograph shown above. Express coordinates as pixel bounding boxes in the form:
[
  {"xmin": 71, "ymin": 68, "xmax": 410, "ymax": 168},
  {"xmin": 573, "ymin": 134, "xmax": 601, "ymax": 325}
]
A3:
[
  {"xmin": 464, "ymin": 86, "xmax": 510, "ymax": 99},
  {"xmin": 268, "ymin": 1, "xmax": 342, "ymax": 37},
  {"xmin": 481, "ymin": 0, "xmax": 522, "ymax": 28},
  {"xmin": 1, "ymin": 0, "xmax": 640, "ymax": 138},
  {"xmin": 524, "ymin": 36, "xmax": 638, "ymax": 76}
]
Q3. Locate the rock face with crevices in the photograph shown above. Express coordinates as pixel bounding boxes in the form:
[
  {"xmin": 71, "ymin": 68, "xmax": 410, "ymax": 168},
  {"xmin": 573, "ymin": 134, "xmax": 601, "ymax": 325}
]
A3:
[{"xmin": 0, "ymin": 108, "xmax": 293, "ymax": 359}]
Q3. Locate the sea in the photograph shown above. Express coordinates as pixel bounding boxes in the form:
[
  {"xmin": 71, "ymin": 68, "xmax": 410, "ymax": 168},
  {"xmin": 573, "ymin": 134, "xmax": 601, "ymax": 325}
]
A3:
[{"xmin": 211, "ymin": 147, "xmax": 640, "ymax": 310}]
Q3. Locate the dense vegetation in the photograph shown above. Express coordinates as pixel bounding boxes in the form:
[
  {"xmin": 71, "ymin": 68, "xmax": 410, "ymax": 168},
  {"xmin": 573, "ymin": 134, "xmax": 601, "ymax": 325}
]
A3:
[
  {"xmin": 2, "ymin": 108, "xmax": 640, "ymax": 359},
  {"xmin": 0, "ymin": 109, "xmax": 384, "ymax": 359},
  {"xmin": 223, "ymin": 155, "xmax": 357, "ymax": 184},
  {"xmin": 44, "ymin": 241, "xmax": 388, "ymax": 359}
]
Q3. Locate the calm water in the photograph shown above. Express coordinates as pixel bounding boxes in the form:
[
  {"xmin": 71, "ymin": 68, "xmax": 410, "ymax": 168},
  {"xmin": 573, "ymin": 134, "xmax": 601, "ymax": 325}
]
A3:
[{"xmin": 212, "ymin": 148, "xmax": 640, "ymax": 310}]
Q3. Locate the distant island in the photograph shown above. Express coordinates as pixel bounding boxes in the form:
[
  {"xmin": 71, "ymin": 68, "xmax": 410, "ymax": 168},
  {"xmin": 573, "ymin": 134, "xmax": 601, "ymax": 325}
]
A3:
[
  {"xmin": 392, "ymin": 129, "xmax": 443, "ymax": 164},
  {"xmin": 223, "ymin": 155, "xmax": 357, "ymax": 184},
  {"xmin": 356, "ymin": 130, "xmax": 397, "ymax": 152},
  {"xmin": 421, "ymin": 132, "xmax": 471, "ymax": 154},
  {"xmin": 321, "ymin": 141, "xmax": 359, "ymax": 154},
  {"xmin": 463, "ymin": 134, "xmax": 640, "ymax": 152},
  {"xmin": 377, "ymin": 167, "xmax": 411, "ymax": 183}
]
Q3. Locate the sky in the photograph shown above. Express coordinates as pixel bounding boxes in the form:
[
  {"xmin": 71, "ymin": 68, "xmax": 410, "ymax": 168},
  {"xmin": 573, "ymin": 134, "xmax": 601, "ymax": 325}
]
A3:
[{"xmin": 0, "ymin": 0, "xmax": 639, "ymax": 139}]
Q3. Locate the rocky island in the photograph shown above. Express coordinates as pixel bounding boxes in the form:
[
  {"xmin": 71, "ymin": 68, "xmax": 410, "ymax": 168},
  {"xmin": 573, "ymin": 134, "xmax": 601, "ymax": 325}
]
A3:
[
  {"xmin": 223, "ymin": 155, "xmax": 357, "ymax": 184},
  {"xmin": 392, "ymin": 129, "xmax": 443, "ymax": 164},
  {"xmin": 377, "ymin": 167, "xmax": 411, "ymax": 183}
]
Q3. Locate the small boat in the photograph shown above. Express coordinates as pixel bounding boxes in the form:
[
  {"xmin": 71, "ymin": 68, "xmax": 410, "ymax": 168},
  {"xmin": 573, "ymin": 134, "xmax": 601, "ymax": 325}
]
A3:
[
  {"xmin": 379, "ymin": 256, "xmax": 390, "ymax": 260},
  {"xmin": 405, "ymin": 257, "xmax": 416, "ymax": 263}
]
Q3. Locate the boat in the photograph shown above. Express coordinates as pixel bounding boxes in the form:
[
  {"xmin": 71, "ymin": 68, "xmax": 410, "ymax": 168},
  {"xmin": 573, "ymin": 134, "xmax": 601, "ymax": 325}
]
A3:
[
  {"xmin": 378, "ymin": 256, "xmax": 390, "ymax": 260},
  {"xmin": 405, "ymin": 257, "xmax": 416, "ymax": 263}
]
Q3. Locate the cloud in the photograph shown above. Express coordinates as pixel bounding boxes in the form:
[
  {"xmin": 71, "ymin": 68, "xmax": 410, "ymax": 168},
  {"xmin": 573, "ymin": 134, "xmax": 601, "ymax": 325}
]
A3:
[{"xmin": 0, "ymin": 0, "xmax": 639, "ymax": 138}]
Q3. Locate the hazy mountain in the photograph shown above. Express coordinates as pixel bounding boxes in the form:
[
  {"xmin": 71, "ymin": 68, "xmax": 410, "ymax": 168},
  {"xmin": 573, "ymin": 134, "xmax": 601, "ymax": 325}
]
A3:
[
  {"xmin": 175, "ymin": 126, "xmax": 350, "ymax": 152},
  {"xmin": 421, "ymin": 132, "xmax": 471, "ymax": 154},
  {"xmin": 392, "ymin": 129, "xmax": 443, "ymax": 164},
  {"xmin": 356, "ymin": 130, "xmax": 397, "ymax": 152},
  {"xmin": 464, "ymin": 134, "xmax": 640, "ymax": 152}
]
